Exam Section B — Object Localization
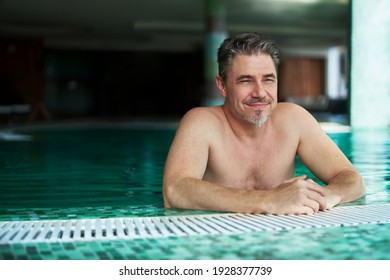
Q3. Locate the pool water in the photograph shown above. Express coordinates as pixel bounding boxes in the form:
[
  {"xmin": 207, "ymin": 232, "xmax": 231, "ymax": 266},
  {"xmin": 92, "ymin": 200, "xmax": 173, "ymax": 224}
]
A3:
[
  {"xmin": 0, "ymin": 123, "xmax": 175, "ymax": 220},
  {"xmin": 0, "ymin": 122, "xmax": 389, "ymax": 259}
]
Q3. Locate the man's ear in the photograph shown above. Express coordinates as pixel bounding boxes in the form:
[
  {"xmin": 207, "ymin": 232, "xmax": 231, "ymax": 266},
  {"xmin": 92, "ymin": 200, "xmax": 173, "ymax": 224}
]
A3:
[{"xmin": 215, "ymin": 75, "xmax": 227, "ymax": 97}]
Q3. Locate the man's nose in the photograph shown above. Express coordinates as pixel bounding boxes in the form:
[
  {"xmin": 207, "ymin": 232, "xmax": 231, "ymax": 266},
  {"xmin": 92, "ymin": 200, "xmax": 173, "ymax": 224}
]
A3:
[{"xmin": 252, "ymin": 83, "xmax": 266, "ymax": 98}]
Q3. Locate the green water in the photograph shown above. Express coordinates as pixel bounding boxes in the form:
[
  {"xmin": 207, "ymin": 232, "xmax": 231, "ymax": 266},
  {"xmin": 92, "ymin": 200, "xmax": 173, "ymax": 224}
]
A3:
[
  {"xmin": 0, "ymin": 124, "xmax": 389, "ymax": 259},
  {"xmin": 0, "ymin": 126, "xmax": 174, "ymax": 220}
]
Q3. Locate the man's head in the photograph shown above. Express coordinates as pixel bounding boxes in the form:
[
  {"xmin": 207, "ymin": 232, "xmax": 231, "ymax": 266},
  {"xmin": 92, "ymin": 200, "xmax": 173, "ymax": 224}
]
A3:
[
  {"xmin": 217, "ymin": 32, "xmax": 280, "ymax": 82},
  {"xmin": 216, "ymin": 32, "xmax": 280, "ymax": 127}
]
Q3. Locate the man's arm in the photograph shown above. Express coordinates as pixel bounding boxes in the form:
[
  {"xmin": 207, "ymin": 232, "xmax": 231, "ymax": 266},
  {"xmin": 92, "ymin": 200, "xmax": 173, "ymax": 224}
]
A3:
[
  {"xmin": 295, "ymin": 105, "xmax": 365, "ymax": 209},
  {"xmin": 163, "ymin": 107, "xmax": 328, "ymax": 214},
  {"xmin": 162, "ymin": 107, "xmax": 257, "ymax": 212}
]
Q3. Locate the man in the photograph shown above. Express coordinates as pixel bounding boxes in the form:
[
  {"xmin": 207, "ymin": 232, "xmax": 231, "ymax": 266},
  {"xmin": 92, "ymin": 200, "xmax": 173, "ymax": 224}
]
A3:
[{"xmin": 163, "ymin": 32, "xmax": 365, "ymax": 215}]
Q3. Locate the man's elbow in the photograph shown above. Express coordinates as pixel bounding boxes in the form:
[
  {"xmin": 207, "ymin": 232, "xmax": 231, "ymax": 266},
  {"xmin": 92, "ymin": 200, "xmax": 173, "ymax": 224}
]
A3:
[
  {"xmin": 347, "ymin": 169, "xmax": 366, "ymax": 200},
  {"xmin": 335, "ymin": 168, "xmax": 366, "ymax": 203},
  {"xmin": 163, "ymin": 193, "xmax": 172, "ymax": 209},
  {"xmin": 162, "ymin": 181, "xmax": 176, "ymax": 209}
]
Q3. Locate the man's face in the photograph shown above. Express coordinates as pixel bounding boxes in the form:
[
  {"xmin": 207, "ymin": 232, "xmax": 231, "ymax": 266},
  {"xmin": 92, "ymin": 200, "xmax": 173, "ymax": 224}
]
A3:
[{"xmin": 217, "ymin": 53, "xmax": 278, "ymax": 127}]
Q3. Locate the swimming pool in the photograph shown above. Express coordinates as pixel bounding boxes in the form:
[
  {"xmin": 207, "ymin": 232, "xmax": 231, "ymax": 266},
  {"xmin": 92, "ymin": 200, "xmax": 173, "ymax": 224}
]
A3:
[{"xmin": 0, "ymin": 121, "xmax": 389, "ymax": 259}]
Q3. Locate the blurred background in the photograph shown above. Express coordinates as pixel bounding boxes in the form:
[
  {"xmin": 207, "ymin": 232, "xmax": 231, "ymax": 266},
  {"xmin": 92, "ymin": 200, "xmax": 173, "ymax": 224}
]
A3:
[{"xmin": 0, "ymin": 0, "xmax": 378, "ymax": 125}]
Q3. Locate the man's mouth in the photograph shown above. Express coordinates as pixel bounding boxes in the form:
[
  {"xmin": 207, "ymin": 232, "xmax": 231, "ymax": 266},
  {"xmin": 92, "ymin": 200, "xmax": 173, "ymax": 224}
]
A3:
[{"xmin": 244, "ymin": 98, "xmax": 271, "ymax": 107}]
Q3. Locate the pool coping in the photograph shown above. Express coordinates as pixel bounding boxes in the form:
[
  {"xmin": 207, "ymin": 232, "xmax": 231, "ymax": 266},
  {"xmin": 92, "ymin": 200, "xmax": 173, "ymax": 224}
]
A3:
[{"xmin": 1, "ymin": 203, "xmax": 389, "ymax": 245}]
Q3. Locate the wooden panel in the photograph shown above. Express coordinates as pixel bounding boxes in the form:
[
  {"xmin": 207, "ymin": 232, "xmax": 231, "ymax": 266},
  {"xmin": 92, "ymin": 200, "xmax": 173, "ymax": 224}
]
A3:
[{"xmin": 278, "ymin": 57, "xmax": 325, "ymax": 101}]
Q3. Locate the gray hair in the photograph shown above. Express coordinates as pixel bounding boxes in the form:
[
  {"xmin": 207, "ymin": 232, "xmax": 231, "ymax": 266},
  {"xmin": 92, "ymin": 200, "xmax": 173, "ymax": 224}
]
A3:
[{"xmin": 217, "ymin": 32, "xmax": 280, "ymax": 81}]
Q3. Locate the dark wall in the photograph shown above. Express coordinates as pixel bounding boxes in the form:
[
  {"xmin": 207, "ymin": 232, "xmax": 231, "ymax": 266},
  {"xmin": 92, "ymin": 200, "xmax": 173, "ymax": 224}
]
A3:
[
  {"xmin": 1, "ymin": 36, "xmax": 204, "ymax": 124},
  {"xmin": 0, "ymin": 37, "xmax": 46, "ymax": 123},
  {"xmin": 44, "ymin": 49, "xmax": 204, "ymax": 119}
]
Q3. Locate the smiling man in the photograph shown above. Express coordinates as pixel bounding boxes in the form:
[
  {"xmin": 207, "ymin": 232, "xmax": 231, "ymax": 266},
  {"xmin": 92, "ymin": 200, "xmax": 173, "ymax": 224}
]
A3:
[{"xmin": 163, "ymin": 32, "xmax": 365, "ymax": 215}]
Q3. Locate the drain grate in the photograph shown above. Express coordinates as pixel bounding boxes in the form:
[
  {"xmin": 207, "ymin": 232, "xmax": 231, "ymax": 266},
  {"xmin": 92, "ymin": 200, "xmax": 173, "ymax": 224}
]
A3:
[{"xmin": 1, "ymin": 204, "xmax": 390, "ymax": 244}]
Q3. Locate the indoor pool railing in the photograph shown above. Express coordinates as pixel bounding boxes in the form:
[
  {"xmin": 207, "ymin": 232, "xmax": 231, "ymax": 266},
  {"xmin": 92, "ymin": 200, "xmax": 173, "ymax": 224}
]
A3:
[{"xmin": 1, "ymin": 203, "xmax": 390, "ymax": 244}]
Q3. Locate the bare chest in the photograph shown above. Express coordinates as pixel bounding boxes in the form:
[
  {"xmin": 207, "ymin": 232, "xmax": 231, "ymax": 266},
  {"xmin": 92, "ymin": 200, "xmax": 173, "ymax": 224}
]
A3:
[{"xmin": 204, "ymin": 136, "xmax": 297, "ymax": 190}]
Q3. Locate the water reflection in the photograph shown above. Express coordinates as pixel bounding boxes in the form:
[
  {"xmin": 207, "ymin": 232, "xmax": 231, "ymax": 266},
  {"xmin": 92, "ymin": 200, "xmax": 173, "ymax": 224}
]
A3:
[{"xmin": 351, "ymin": 129, "xmax": 390, "ymax": 204}]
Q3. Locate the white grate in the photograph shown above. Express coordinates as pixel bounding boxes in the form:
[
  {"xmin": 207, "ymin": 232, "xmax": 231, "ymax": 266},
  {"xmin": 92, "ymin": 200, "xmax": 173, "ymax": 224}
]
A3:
[{"xmin": 1, "ymin": 203, "xmax": 389, "ymax": 244}]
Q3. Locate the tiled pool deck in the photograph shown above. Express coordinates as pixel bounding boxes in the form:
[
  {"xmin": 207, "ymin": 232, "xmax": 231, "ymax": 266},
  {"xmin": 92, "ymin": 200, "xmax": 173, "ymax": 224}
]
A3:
[{"xmin": 1, "ymin": 203, "xmax": 390, "ymax": 260}]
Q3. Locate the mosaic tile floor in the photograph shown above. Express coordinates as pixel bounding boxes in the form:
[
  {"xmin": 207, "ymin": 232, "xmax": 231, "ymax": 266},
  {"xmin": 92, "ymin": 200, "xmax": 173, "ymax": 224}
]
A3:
[
  {"xmin": 1, "ymin": 222, "xmax": 390, "ymax": 260},
  {"xmin": 2, "ymin": 201, "xmax": 390, "ymax": 260}
]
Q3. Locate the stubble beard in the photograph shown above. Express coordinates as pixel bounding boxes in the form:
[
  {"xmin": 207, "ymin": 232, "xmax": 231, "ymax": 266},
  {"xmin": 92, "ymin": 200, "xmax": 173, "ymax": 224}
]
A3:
[
  {"xmin": 242, "ymin": 109, "xmax": 269, "ymax": 127},
  {"xmin": 241, "ymin": 97, "xmax": 273, "ymax": 127}
]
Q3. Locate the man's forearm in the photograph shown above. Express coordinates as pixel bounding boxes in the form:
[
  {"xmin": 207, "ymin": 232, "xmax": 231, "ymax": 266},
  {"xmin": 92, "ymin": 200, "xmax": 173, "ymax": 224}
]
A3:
[
  {"xmin": 164, "ymin": 176, "xmax": 333, "ymax": 215},
  {"xmin": 164, "ymin": 177, "xmax": 268, "ymax": 213},
  {"xmin": 325, "ymin": 169, "xmax": 365, "ymax": 207}
]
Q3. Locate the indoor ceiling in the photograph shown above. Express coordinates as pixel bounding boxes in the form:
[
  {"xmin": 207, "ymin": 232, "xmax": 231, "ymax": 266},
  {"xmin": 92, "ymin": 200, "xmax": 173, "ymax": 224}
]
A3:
[{"xmin": 0, "ymin": 0, "xmax": 350, "ymax": 52}]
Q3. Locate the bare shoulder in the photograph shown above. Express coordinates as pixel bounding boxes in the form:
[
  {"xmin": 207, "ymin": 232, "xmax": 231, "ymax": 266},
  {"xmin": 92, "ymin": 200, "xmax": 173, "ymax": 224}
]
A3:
[
  {"xmin": 168, "ymin": 107, "xmax": 223, "ymax": 164},
  {"xmin": 182, "ymin": 106, "xmax": 221, "ymax": 120},
  {"xmin": 173, "ymin": 106, "xmax": 224, "ymax": 143},
  {"xmin": 179, "ymin": 106, "xmax": 223, "ymax": 129},
  {"xmin": 276, "ymin": 102, "xmax": 311, "ymax": 115},
  {"xmin": 275, "ymin": 102, "xmax": 319, "ymax": 128}
]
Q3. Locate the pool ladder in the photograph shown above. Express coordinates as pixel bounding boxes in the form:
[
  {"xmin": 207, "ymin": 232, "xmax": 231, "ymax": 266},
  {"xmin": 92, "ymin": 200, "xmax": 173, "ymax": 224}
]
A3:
[{"xmin": 1, "ymin": 203, "xmax": 390, "ymax": 244}]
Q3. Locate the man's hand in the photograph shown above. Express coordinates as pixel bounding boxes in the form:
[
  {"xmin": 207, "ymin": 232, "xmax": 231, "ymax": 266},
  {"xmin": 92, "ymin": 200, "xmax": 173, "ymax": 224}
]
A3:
[{"xmin": 267, "ymin": 175, "xmax": 327, "ymax": 215}]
